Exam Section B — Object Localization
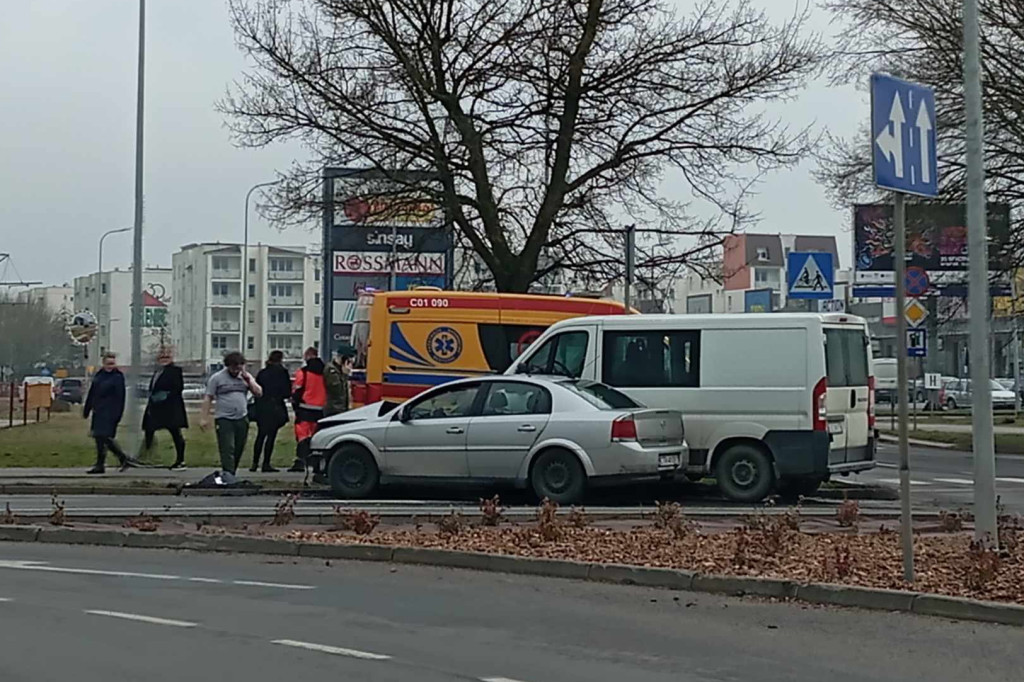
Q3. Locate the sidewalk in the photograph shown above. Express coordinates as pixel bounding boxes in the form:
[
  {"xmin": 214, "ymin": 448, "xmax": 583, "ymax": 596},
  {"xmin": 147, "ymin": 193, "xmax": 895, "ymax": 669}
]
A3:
[
  {"xmin": 0, "ymin": 466, "xmax": 306, "ymax": 494},
  {"xmin": 905, "ymin": 422, "xmax": 1024, "ymax": 436}
]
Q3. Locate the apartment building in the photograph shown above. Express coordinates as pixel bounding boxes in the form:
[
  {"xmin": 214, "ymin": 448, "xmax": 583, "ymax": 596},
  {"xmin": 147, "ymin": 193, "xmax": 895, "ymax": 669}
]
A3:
[
  {"xmin": 172, "ymin": 243, "xmax": 320, "ymax": 374},
  {"xmin": 72, "ymin": 267, "xmax": 173, "ymax": 367},
  {"xmin": 15, "ymin": 285, "xmax": 74, "ymax": 318}
]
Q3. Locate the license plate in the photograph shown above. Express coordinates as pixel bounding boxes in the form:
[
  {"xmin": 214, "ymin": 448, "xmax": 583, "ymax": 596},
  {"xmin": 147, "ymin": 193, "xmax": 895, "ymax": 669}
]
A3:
[
  {"xmin": 659, "ymin": 453, "xmax": 681, "ymax": 467},
  {"xmin": 828, "ymin": 421, "xmax": 844, "ymax": 435}
]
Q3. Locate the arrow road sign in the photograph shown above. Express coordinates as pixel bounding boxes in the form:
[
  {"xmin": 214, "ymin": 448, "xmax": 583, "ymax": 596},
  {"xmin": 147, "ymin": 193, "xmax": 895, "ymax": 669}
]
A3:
[
  {"xmin": 787, "ymin": 252, "xmax": 834, "ymax": 300},
  {"xmin": 871, "ymin": 73, "xmax": 938, "ymax": 197}
]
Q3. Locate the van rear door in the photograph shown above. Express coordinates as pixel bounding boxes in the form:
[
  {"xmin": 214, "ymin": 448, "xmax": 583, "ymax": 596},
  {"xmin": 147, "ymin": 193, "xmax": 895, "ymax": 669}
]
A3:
[{"xmin": 823, "ymin": 325, "xmax": 872, "ymax": 465}]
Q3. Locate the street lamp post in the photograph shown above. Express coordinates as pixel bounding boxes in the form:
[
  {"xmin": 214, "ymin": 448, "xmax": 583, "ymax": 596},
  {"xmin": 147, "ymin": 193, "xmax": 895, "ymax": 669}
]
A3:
[
  {"xmin": 97, "ymin": 227, "xmax": 132, "ymax": 359},
  {"xmin": 242, "ymin": 180, "xmax": 280, "ymax": 354}
]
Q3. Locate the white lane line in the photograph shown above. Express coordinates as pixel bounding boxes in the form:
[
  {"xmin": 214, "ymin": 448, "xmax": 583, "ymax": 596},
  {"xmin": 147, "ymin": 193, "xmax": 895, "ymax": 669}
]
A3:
[
  {"xmin": 934, "ymin": 477, "xmax": 974, "ymax": 485},
  {"xmin": 481, "ymin": 678, "xmax": 530, "ymax": 682},
  {"xmin": 875, "ymin": 478, "xmax": 932, "ymax": 486},
  {"xmin": 876, "ymin": 462, "xmax": 898, "ymax": 469},
  {"xmin": 0, "ymin": 598, "xmax": 12, "ymax": 602},
  {"xmin": 272, "ymin": 639, "xmax": 391, "ymax": 660},
  {"xmin": 997, "ymin": 477, "xmax": 1024, "ymax": 484},
  {"xmin": 85, "ymin": 610, "xmax": 198, "ymax": 628},
  {"xmin": 233, "ymin": 580, "xmax": 315, "ymax": 591},
  {"xmin": 188, "ymin": 577, "xmax": 223, "ymax": 584}
]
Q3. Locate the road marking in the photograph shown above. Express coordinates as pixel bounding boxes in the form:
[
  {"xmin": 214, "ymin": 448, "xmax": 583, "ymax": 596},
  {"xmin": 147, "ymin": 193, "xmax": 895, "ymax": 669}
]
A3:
[
  {"xmin": 481, "ymin": 678, "xmax": 530, "ymax": 682},
  {"xmin": 85, "ymin": 610, "xmax": 198, "ymax": 628},
  {"xmin": 876, "ymin": 462, "xmax": 898, "ymax": 469},
  {"xmin": 233, "ymin": 580, "xmax": 315, "ymax": 590},
  {"xmin": 934, "ymin": 477, "xmax": 974, "ymax": 485},
  {"xmin": 0, "ymin": 561, "xmax": 314, "ymax": 591},
  {"xmin": 272, "ymin": 639, "xmax": 391, "ymax": 660},
  {"xmin": 875, "ymin": 478, "xmax": 932, "ymax": 486},
  {"xmin": 0, "ymin": 598, "xmax": 12, "ymax": 602},
  {"xmin": 997, "ymin": 477, "xmax": 1024, "ymax": 484}
]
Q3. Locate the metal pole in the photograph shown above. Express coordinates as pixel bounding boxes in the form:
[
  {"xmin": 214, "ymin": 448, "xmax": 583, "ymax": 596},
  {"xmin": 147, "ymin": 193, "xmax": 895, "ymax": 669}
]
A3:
[
  {"xmin": 964, "ymin": 0, "xmax": 997, "ymax": 546},
  {"xmin": 243, "ymin": 180, "xmax": 279, "ymax": 353},
  {"xmin": 389, "ymin": 223, "xmax": 397, "ymax": 291},
  {"xmin": 1013, "ymin": 276, "xmax": 1021, "ymax": 417},
  {"xmin": 127, "ymin": 0, "xmax": 146, "ymax": 448},
  {"xmin": 894, "ymin": 191, "xmax": 914, "ymax": 582},
  {"xmin": 624, "ymin": 224, "xmax": 636, "ymax": 311},
  {"xmin": 97, "ymin": 228, "xmax": 131, "ymax": 359}
]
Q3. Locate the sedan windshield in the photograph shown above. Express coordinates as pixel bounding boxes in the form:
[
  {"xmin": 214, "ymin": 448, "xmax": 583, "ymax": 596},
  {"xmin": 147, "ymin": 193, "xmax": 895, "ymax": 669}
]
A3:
[{"xmin": 558, "ymin": 380, "xmax": 642, "ymax": 409}]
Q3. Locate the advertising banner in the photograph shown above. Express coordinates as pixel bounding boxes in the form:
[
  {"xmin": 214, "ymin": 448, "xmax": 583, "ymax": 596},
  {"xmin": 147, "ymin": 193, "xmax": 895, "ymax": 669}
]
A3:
[
  {"xmin": 744, "ymin": 288, "xmax": 773, "ymax": 313},
  {"xmin": 330, "ymin": 225, "xmax": 449, "ymax": 253},
  {"xmin": 332, "ymin": 251, "xmax": 446, "ymax": 276}
]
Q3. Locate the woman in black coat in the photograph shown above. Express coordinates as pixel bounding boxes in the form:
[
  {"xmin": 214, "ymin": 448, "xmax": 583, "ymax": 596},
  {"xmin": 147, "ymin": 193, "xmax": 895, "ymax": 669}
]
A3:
[
  {"xmin": 141, "ymin": 347, "xmax": 188, "ymax": 470},
  {"xmin": 250, "ymin": 350, "xmax": 291, "ymax": 472},
  {"xmin": 83, "ymin": 352, "xmax": 130, "ymax": 474}
]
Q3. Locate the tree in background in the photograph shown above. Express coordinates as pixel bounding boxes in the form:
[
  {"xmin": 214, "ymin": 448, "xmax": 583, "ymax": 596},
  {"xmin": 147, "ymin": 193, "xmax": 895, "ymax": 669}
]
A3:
[
  {"xmin": 0, "ymin": 295, "xmax": 77, "ymax": 380},
  {"xmin": 817, "ymin": 0, "xmax": 1024, "ymax": 257},
  {"xmin": 222, "ymin": 0, "xmax": 827, "ymax": 292}
]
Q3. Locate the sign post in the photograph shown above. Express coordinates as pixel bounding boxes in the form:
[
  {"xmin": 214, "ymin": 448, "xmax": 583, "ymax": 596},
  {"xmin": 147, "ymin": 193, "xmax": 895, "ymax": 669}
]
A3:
[{"xmin": 871, "ymin": 72, "xmax": 939, "ymax": 582}]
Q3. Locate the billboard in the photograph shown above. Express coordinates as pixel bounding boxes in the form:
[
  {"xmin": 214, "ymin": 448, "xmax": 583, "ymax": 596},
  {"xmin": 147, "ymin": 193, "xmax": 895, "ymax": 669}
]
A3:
[
  {"xmin": 744, "ymin": 288, "xmax": 773, "ymax": 313},
  {"xmin": 854, "ymin": 203, "xmax": 1010, "ymax": 274}
]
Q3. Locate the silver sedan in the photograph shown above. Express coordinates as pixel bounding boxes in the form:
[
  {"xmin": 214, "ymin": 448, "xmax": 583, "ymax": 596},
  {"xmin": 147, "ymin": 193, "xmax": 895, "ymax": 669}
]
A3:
[{"xmin": 310, "ymin": 376, "xmax": 687, "ymax": 504}]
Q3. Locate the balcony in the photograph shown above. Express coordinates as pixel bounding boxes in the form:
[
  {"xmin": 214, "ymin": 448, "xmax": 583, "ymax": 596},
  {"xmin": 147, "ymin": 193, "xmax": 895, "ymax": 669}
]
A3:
[
  {"xmin": 268, "ymin": 268, "xmax": 303, "ymax": 281},
  {"xmin": 211, "ymin": 296, "xmax": 241, "ymax": 307},
  {"xmin": 268, "ymin": 321, "xmax": 303, "ymax": 333},
  {"xmin": 211, "ymin": 268, "xmax": 242, "ymax": 281},
  {"xmin": 267, "ymin": 296, "xmax": 303, "ymax": 307},
  {"xmin": 212, "ymin": 320, "xmax": 241, "ymax": 332}
]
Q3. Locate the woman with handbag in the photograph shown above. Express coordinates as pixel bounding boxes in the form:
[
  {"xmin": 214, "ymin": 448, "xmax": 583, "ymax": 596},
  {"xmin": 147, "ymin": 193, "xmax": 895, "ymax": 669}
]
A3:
[
  {"xmin": 250, "ymin": 350, "xmax": 291, "ymax": 472},
  {"xmin": 140, "ymin": 347, "xmax": 188, "ymax": 470}
]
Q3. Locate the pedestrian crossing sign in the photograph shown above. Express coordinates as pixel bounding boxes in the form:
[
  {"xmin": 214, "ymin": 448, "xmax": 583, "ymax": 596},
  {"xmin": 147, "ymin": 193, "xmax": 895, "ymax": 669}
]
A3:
[{"xmin": 787, "ymin": 252, "xmax": 834, "ymax": 300}]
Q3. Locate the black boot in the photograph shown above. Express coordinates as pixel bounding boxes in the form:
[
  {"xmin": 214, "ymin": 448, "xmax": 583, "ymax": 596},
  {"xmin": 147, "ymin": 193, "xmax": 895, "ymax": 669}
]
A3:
[{"xmin": 86, "ymin": 465, "xmax": 105, "ymax": 475}]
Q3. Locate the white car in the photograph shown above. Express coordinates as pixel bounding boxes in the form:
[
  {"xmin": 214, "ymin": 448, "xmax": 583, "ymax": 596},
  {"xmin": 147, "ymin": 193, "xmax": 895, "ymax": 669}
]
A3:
[
  {"xmin": 182, "ymin": 383, "xmax": 206, "ymax": 401},
  {"xmin": 311, "ymin": 376, "xmax": 686, "ymax": 504}
]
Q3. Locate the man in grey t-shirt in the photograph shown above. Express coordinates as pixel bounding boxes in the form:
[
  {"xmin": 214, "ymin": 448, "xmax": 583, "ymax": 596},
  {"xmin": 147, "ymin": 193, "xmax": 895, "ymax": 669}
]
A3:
[{"xmin": 201, "ymin": 352, "xmax": 262, "ymax": 474}]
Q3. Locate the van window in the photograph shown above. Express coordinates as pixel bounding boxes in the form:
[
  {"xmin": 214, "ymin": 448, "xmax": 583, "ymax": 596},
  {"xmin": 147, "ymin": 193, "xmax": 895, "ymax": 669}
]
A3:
[
  {"xmin": 519, "ymin": 331, "xmax": 588, "ymax": 377},
  {"xmin": 824, "ymin": 328, "xmax": 870, "ymax": 388},
  {"xmin": 602, "ymin": 330, "xmax": 700, "ymax": 388},
  {"xmin": 479, "ymin": 324, "xmax": 547, "ymax": 373}
]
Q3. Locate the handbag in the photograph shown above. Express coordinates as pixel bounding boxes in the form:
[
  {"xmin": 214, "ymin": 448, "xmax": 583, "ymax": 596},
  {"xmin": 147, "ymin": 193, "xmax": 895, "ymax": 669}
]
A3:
[
  {"xmin": 247, "ymin": 399, "xmax": 257, "ymax": 422},
  {"xmin": 150, "ymin": 390, "xmax": 169, "ymax": 404}
]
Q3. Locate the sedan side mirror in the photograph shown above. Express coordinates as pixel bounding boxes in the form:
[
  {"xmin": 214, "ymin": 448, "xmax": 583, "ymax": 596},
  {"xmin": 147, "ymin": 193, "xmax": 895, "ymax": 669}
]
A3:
[{"xmin": 398, "ymin": 405, "xmax": 412, "ymax": 423}]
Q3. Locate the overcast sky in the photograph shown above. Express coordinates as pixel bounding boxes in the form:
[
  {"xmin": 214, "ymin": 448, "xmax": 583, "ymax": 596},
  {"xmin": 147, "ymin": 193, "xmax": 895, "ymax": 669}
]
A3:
[{"xmin": 0, "ymin": 0, "xmax": 864, "ymax": 289}]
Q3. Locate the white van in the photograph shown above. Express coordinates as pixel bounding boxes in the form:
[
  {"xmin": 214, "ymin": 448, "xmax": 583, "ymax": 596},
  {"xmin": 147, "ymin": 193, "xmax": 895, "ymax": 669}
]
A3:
[{"xmin": 506, "ymin": 313, "xmax": 876, "ymax": 502}]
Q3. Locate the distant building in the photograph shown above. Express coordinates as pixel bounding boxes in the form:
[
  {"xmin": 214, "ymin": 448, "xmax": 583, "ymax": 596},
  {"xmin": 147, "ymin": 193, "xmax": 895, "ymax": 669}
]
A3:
[
  {"xmin": 72, "ymin": 267, "xmax": 173, "ymax": 368},
  {"xmin": 172, "ymin": 243, "xmax": 320, "ymax": 375},
  {"xmin": 14, "ymin": 285, "xmax": 74, "ymax": 318}
]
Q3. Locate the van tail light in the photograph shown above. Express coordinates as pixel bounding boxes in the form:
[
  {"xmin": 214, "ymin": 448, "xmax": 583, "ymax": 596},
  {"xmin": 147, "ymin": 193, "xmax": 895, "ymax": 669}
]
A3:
[
  {"xmin": 611, "ymin": 415, "xmax": 638, "ymax": 441},
  {"xmin": 868, "ymin": 376, "xmax": 876, "ymax": 429},
  {"xmin": 813, "ymin": 377, "xmax": 828, "ymax": 432}
]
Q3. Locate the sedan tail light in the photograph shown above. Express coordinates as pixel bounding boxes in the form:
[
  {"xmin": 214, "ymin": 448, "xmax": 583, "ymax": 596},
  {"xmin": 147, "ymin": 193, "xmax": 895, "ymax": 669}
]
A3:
[{"xmin": 611, "ymin": 415, "xmax": 638, "ymax": 441}]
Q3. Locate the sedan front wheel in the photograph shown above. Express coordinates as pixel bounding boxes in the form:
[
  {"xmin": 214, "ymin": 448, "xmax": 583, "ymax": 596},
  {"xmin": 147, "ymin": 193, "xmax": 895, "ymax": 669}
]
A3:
[{"xmin": 327, "ymin": 444, "xmax": 379, "ymax": 499}]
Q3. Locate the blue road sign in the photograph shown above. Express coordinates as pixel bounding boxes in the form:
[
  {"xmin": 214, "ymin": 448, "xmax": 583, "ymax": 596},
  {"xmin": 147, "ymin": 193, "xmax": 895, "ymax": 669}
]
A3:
[
  {"xmin": 787, "ymin": 252, "xmax": 834, "ymax": 300},
  {"xmin": 871, "ymin": 73, "xmax": 938, "ymax": 197},
  {"xmin": 907, "ymin": 328, "xmax": 927, "ymax": 358}
]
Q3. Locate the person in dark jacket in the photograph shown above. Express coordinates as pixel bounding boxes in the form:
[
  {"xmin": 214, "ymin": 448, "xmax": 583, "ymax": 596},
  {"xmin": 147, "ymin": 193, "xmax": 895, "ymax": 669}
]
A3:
[
  {"xmin": 323, "ymin": 347, "xmax": 353, "ymax": 417},
  {"xmin": 288, "ymin": 347, "xmax": 326, "ymax": 473},
  {"xmin": 140, "ymin": 347, "xmax": 188, "ymax": 470},
  {"xmin": 250, "ymin": 350, "xmax": 291, "ymax": 472},
  {"xmin": 83, "ymin": 352, "xmax": 131, "ymax": 474}
]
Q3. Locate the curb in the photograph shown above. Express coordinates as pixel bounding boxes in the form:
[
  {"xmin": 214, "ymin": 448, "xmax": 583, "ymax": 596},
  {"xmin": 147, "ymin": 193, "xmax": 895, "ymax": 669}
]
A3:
[
  {"xmin": 877, "ymin": 433, "xmax": 956, "ymax": 449},
  {"xmin": 1, "ymin": 524, "xmax": 1021, "ymax": 628}
]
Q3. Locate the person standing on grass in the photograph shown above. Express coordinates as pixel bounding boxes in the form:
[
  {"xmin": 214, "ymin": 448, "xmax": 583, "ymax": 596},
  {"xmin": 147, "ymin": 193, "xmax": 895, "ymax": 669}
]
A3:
[
  {"xmin": 288, "ymin": 347, "xmax": 326, "ymax": 473},
  {"xmin": 140, "ymin": 346, "xmax": 188, "ymax": 470},
  {"xmin": 200, "ymin": 351, "xmax": 262, "ymax": 475},
  {"xmin": 83, "ymin": 352, "xmax": 132, "ymax": 474},
  {"xmin": 250, "ymin": 350, "xmax": 291, "ymax": 473}
]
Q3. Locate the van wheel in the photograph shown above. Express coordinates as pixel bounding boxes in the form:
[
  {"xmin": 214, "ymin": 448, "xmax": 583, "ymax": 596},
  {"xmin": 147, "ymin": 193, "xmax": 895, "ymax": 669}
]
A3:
[
  {"xmin": 776, "ymin": 476, "xmax": 823, "ymax": 501},
  {"xmin": 328, "ymin": 444, "xmax": 379, "ymax": 499},
  {"xmin": 715, "ymin": 444, "xmax": 774, "ymax": 503},
  {"xmin": 531, "ymin": 449, "xmax": 586, "ymax": 505}
]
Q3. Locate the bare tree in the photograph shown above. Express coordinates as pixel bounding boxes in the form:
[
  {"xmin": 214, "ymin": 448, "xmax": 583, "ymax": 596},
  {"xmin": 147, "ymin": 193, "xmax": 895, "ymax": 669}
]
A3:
[
  {"xmin": 0, "ymin": 296, "xmax": 77, "ymax": 378},
  {"xmin": 817, "ymin": 0, "xmax": 1024, "ymax": 250},
  {"xmin": 222, "ymin": 0, "xmax": 826, "ymax": 292}
]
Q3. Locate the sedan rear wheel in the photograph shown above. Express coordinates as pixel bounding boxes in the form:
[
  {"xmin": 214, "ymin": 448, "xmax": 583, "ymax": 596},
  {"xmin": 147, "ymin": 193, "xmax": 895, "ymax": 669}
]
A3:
[
  {"xmin": 530, "ymin": 449, "xmax": 586, "ymax": 505},
  {"xmin": 328, "ymin": 444, "xmax": 379, "ymax": 499}
]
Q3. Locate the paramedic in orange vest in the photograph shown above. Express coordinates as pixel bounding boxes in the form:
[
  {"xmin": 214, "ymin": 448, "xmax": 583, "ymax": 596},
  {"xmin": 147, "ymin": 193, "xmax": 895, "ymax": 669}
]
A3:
[{"xmin": 288, "ymin": 347, "xmax": 327, "ymax": 473}]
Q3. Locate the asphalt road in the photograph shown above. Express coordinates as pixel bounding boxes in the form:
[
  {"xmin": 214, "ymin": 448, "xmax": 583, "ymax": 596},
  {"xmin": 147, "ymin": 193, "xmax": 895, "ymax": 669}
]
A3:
[
  {"xmin": 0, "ymin": 543, "xmax": 1021, "ymax": 681},
  {"xmin": 848, "ymin": 441, "xmax": 1024, "ymax": 513}
]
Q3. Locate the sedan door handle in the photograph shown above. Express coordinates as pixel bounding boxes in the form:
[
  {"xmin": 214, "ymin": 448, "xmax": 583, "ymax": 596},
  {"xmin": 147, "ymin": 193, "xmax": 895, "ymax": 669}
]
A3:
[
  {"xmin": 517, "ymin": 424, "xmax": 537, "ymax": 432},
  {"xmin": 446, "ymin": 426, "xmax": 464, "ymax": 435}
]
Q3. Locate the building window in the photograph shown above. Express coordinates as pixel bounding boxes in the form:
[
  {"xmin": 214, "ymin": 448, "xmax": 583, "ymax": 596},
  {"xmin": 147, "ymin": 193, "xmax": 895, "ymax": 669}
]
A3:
[
  {"xmin": 212, "ymin": 283, "xmax": 229, "ymax": 297},
  {"xmin": 314, "ymin": 316, "xmax": 320, "ymax": 329},
  {"xmin": 270, "ymin": 258, "xmax": 295, "ymax": 272},
  {"xmin": 269, "ymin": 284, "xmax": 294, "ymax": 298},
  {"xmin": 314, "ymin": 268, "xmax": 321, "ymax": 281},
  {"xmin": 211, "ymin": 335, "xmax": 228, "ymax": 350},
  {"xmin": 247, "ymin": 336, "xmax": 255, "ymax": 350},
  {"xmin": 249, "ymin": 258, "xmax": 256, "ymax": 273},
  {"xmin": 248, "ymin": 284, "xmax": 256, "ymax": 298},
  {"xmin": 270, "ymin": 310, "xmax": 294, "ymax": 324},
  {"xmin": 314, "ymin": 292, "xmax": 321, "ymax": 305},
  {"xmin": 756, "ymin": 247, "xmax": 769, "ymax": 262},
  {"xmin": 100, "ymin": 283, "xmax": 107, "ymax": 295},
  {"xmin": 248, "ymin": 310, "xmax": 255, "ymax": 324},
  {"xmin": 212, "ymin": 256, "xmax": 229, "ymax": 271}
]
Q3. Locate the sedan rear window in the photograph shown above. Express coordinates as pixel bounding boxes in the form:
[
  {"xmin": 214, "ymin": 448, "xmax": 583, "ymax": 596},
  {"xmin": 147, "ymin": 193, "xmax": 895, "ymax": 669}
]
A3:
[{"xmin": 558, "ymin": 380, "xmax": 642, "ymax": 409}]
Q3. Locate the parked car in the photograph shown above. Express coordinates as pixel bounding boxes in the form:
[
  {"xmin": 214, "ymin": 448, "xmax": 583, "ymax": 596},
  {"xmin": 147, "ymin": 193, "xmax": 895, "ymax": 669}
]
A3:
[
  {"xmin": 310, "ymin": 375, "xmax": 686, "ymax": 504},
  {"xmin": 508, "ymin": 313, "xmax": 875, "ymax": 501},
  {"xmin": 54, "ymin": 378, "xmax": 84, "ymax": 404},
  {"xmin": 182, "ymin": 383, "xmax": 206, "ymax": 401},
  {"xmin": 943, "ymin": 378, "xmax": 1017, "ymax": 411}
]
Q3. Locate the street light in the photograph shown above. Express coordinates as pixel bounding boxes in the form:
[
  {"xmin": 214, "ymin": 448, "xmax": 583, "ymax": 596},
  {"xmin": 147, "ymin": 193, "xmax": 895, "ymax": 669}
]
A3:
[
  {"xmin": 97, "ymin": 227, "xmax": 132, "ymax": 358},
  {"xmin": 242, "ymin": 180, "xmax": 280, "ymax": 353}
]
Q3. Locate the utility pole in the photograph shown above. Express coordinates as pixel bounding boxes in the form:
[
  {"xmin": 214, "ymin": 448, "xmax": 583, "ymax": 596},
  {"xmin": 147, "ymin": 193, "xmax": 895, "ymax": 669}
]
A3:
[
  {"xmin": 624, "ymin": 224, "xmax": 636, "ymax": 311},
  {"xmin": 964, "ymin": 0, "xmax": 997, "ymax": 547},
  {"xmin": 127, "ymin": 0, "xmax": 146, "ymax": 447},
  {"xmin": 893, "ymin": 193, "xmax": 914, "ymax": 582},
  {"xmin": 243, "ymin": 180, "xmax": 279, "ymax": 353}
]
